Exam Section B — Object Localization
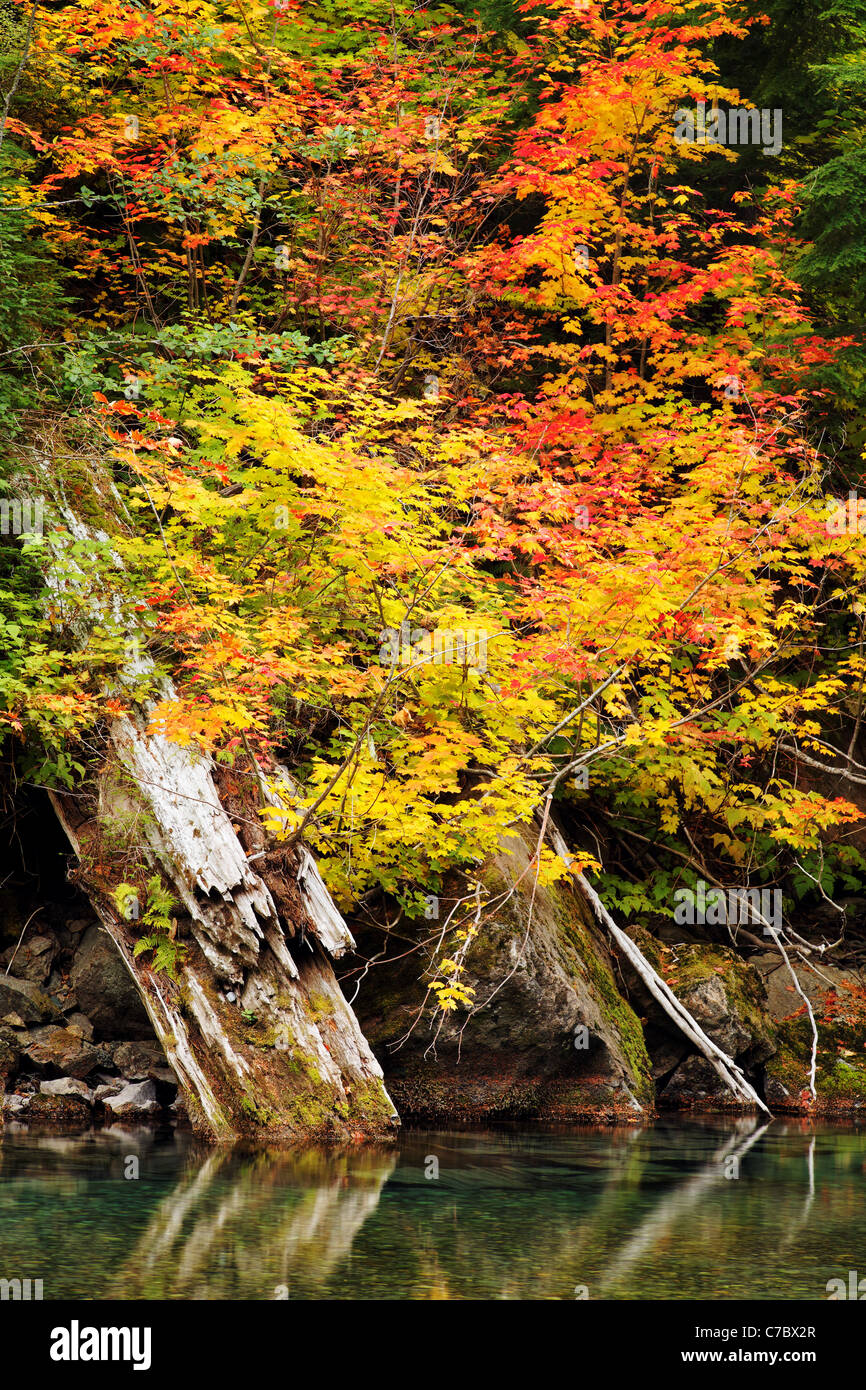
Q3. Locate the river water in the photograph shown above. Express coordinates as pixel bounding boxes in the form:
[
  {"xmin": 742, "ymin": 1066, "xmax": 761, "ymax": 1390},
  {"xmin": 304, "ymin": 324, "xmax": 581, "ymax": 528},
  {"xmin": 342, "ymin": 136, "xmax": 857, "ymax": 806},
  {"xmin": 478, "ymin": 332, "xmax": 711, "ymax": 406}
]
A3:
[{"xmin": 0, "ymin": 1118, "xmax": 863, "ymax": 1300}]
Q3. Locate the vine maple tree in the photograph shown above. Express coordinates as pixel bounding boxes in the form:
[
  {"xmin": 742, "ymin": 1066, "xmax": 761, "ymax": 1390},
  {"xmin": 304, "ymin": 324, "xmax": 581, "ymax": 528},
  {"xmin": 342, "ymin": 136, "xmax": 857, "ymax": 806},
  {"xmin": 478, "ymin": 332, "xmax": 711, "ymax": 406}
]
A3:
[{"xmin": 2, "ymin": 0, "xmax": 865, "ymax": 1014}]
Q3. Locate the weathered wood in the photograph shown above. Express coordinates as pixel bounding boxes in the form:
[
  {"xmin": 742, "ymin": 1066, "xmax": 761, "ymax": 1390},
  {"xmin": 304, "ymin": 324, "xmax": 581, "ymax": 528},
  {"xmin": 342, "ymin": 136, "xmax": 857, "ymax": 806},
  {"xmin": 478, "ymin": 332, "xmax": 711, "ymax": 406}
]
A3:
[
  {"xmin": 547, "ymin": 826, "xmax": 770, "ymax": 1114},
  {"xmin": 49, "ymin": 702, "xmax": 398, "ymax": 1141}
]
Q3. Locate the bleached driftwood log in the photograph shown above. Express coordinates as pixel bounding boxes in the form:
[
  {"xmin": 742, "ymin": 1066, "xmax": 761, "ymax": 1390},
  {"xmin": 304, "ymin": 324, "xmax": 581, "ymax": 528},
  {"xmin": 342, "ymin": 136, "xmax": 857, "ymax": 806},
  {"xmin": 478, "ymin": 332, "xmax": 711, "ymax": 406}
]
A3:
[{"xmin": 548, "ymin": 826, "xmax": 770, "ymax": 1114}]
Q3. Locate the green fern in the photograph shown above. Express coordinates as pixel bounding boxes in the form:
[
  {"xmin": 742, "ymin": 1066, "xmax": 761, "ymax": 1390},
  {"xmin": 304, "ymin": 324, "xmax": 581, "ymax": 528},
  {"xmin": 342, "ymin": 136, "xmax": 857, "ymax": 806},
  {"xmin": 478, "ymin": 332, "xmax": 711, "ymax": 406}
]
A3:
[
  {"xmin": 132, "ymin": 933, "xmax": 185, "ymax": 981},
  {"xmin": 114, "ymin": 875, "xmax": 186, "ymax": 981},
  {"xmin": 141, "ymin": 874, "xmax": 174, "ymax": 929}
]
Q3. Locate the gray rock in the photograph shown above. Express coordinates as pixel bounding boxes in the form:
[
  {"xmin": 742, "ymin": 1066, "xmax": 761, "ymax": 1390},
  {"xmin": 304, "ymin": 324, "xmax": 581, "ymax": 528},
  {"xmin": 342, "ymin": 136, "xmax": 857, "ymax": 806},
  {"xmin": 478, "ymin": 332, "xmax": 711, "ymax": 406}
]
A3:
[
  {"xmin": 64, "ymin": 1012, "xmax": 94, "ymax": 1041},
  {"xmin": 40, "ymin": 1077, "xmax": 92, "ymax": 1102},
  {"xmin": 91, "ymin": 1070, "xmax": 119, "ymax": 1087},
  {"xmin": 2, "ymin": 1093, "xmax": 30, "ymax": 1118},
  {"xmin": 681, "ymin": 975, "xmax": 751, "ymax": 1056},
  {"xmin": 647, "ymin": 1031, "xmax": 690, "ymax": 1081},
  {"xmin": 113, "ymin": 1040, "xmax": 167, "ymax": 1081},
  {"xmin": 93, "ymin": 1080, "xmax": 126, "ymax": 1104},
  {"xmin": 679, "ymin": 970, "xmax": 774, "ymax": 1065},
  {"xmin": 22, "ymin": 1026, "xmax": 100, "ymax": 1078},
  {"xmin": 752, "ymin": 950, "xmax": 858, "ymax": 1020},
  {"xmin": 659, "ymin": 1054, "xmax": 725, "ymax": 1105},
  {"xmin": 0, "ymin": 934, "xmax": 56, "ymax": 985},
  {"xmin": 630, "ymin": 946, "xmax": 776, "ymax": 1103},
  {"xmin": 67, "ymin": 918, "xmax": 95, "ymax": 935},
  {"xmin": 69, "ymin": 926, "xmax": 152, "ymax": 1040},
  {"xmin": 104, "ymin": 1080, "xmax": 161, "ymax": 1119},
  {"xmin": 0, "ymin": 975, "xmax": 63, "ymax": 1026}
]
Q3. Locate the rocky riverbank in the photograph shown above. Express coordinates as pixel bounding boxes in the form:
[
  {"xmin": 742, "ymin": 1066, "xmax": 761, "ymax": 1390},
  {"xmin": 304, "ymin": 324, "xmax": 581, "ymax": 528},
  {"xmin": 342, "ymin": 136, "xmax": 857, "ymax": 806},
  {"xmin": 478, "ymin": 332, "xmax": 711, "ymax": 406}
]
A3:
[
  {"xmin": 0, "ymin": 914, "xmax": 185, "ymax": 1129},
  {"xmin": 343, "ymin": 831, "xmax": 866, "ymax": 1124},
  {"xmin": 3, "ymin": 835, "xmax": 866, "ymax": 1131}
]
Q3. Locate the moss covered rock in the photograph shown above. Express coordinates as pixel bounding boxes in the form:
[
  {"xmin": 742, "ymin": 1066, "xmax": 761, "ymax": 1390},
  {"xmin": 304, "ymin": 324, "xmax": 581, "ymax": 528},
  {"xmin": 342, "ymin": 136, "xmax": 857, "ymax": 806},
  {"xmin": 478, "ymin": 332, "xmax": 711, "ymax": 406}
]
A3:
[
  {"xmin": 348, "ymin": 825, "xmax": 654, "ymax": 1121},
  {"xmin": 764, "ymin": 1008, "xmax": 866, "ymax": 1113},
  {"xmin": 635, "ymin": 943, "xmax": 776, "ymax": 1109}
]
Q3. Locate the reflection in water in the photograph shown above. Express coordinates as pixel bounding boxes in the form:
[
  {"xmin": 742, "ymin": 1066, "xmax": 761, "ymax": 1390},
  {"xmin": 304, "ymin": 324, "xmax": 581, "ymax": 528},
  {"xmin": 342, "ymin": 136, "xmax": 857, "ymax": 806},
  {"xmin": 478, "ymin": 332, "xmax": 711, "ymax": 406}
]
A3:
[
  {"xmin": 596, "ymin": 1119, "xmax": 772, "ymax": 1296},
  {"xmin": 0, "ymin": 1119, "xmax": 863, "ymax": 1299},
  {"xmin": 112, "ymin": 1144, "xmax": 397, "ymax": 1299}
]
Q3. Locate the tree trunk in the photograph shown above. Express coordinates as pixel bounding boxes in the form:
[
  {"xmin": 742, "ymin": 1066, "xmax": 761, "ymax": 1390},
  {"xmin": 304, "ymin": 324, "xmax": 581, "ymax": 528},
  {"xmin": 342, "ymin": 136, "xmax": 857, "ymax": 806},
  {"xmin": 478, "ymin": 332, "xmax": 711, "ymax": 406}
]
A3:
[{"xmin": 36, "ymin": 464, "xmax": 398, "ymax": 1143}]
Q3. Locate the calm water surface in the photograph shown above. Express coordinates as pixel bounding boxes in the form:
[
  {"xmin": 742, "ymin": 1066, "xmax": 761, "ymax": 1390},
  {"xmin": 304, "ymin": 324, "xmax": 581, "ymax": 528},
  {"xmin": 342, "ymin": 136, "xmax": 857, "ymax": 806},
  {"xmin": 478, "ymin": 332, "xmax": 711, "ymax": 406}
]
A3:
[{"xmin": 0, "ymin": 1118, "xmax": 863, "ymax": 1299}]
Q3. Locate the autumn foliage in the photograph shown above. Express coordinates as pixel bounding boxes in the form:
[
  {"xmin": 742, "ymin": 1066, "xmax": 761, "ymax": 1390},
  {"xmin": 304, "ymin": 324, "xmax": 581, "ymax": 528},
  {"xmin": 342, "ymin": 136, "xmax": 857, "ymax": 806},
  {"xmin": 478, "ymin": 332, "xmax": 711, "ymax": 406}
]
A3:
[{"xmin": 1, "ymin": 0, "xmax": 865, "ymax": 1005}]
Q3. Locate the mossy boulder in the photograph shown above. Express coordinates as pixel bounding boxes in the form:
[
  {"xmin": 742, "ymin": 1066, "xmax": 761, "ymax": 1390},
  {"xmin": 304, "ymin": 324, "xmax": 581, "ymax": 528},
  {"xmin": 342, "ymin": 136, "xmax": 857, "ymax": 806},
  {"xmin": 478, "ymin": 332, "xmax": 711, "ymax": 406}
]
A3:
[
  {"xmin": 764, "ymin": 1010, "xmax": 866, "ymax": 1112},
  {"xmin": 4, "ymin": 1092, "xmax": 92, "ymax": 1127},
  {"xmin": 21, "ymin": 1025, "xmax": 102, "ymax": 1078},
  {"xmin": 641, "ymin": 942, "xmax": 866, "ymax": 1114},
  {"xmin": 734, "ymin": 950, "xmax": 866, "ymax": 1112},
  {"xmin": 640, "ymin": 944, "xmax": 776, "ymax": 1108},
  {"xmin": 348, "ymin": 825, "xmax": 654, "ymax": 1121}
]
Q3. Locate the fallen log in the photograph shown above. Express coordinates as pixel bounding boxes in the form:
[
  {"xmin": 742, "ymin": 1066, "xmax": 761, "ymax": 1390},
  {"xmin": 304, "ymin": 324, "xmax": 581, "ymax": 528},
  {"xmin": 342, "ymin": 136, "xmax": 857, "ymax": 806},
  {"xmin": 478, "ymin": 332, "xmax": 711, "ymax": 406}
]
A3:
[{"xmin": 547, "ymin": 826, "xmax": 770, "ymax": 1114}]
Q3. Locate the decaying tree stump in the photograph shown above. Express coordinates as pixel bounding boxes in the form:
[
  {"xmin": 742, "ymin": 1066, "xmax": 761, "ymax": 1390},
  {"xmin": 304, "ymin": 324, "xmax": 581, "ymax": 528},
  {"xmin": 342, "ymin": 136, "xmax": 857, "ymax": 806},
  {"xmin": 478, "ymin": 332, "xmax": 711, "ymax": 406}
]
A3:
[
  {"xmin": 35, "ymin": 458, "xmax": 398, "ymax": 1142},
  {"xmin": 48, "ymin": 716, "xmax": 399, "ymax": 1142}
]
